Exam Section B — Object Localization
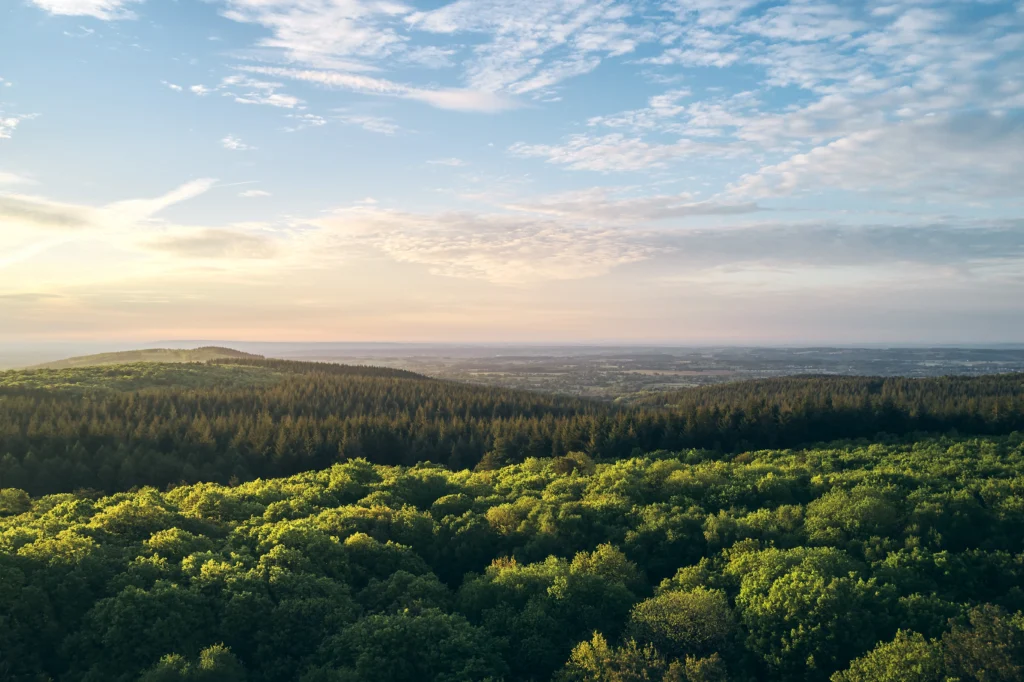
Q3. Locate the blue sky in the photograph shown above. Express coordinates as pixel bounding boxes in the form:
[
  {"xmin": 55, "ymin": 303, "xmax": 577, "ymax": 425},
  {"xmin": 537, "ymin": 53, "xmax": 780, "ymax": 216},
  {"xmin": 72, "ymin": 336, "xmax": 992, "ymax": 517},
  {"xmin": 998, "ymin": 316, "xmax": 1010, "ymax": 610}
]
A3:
[{"xmin": 1, "ymin": 0, "xmax": 1023, "ymax": 343}]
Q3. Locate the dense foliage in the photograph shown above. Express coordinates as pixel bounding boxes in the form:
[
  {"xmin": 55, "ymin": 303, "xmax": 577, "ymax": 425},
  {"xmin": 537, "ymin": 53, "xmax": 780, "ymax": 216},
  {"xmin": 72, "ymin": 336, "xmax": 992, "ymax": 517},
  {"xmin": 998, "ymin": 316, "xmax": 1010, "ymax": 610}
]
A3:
[
  {"xmin": 2, "ymin": 436, "xmax": 1023, "ymax": 681},
  {"xmin": 1, "ymin": 363, "xmax": 1023, "ymax": 496}
]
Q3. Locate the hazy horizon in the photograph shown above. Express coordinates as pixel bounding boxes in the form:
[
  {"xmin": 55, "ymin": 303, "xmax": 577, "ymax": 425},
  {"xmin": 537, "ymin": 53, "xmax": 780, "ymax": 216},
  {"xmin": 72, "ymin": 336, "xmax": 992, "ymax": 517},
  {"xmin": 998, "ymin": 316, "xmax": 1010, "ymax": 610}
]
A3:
[
  {"xmin": 6, "ymin": 338, "xmax": 1024, "ymax": 350},
  {"xmin": 5, "ymin": 338, "xmax": 1024, "ymax": 370}
]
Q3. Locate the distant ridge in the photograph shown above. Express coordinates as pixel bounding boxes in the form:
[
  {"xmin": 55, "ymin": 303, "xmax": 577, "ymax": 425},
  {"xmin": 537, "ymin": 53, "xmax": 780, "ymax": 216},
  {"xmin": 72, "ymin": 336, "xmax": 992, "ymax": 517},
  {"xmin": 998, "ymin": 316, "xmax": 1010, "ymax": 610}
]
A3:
[
  {"xmin": 29, "ymin": 346, "xmax": 262, "ymax": 369},
  {"xmin": 207, "ymin": 356, "xmax": 427, "ymax": 380}
]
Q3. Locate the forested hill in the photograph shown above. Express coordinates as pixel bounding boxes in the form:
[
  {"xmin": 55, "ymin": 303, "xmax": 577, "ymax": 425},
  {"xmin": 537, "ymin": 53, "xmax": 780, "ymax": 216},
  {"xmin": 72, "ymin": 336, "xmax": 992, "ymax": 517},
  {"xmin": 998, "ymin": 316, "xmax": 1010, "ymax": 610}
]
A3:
[
  {"xmin": 208, "ymin": 356, "xmax": 425, "ymax": 380},
  {"xmin": 638, "ymin": 373, "xmax": 1024, "ymax": 409},
  {"xmin": 0, "ymin": 360, "xmax": 602, "ymax": 494},
  {"xmin": 634, "ymin": 373, "xmax": 1024, "ymax": 441},
  {"xmin": 0, "ymin": 357, "xmax": 425, "ymax": 392},
  {"xmin": 29, "ymin": 346, "xmax": 262, "ymax": 370},
  {"xmin": 2, "ymin": 437, "xmax": 1023, "ymax": 681},
  {"xmin": 1, "ymin": 362, "xmax": 1023, "ymax": 496}
]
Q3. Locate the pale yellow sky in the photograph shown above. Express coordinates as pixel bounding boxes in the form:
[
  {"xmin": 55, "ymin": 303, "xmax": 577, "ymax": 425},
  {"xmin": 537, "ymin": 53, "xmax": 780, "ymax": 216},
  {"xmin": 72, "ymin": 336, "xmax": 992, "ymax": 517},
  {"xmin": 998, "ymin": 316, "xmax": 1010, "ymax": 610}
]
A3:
[{"xmin": 2, "ymin": 180, "xmax": 1023, "ymax": 344}]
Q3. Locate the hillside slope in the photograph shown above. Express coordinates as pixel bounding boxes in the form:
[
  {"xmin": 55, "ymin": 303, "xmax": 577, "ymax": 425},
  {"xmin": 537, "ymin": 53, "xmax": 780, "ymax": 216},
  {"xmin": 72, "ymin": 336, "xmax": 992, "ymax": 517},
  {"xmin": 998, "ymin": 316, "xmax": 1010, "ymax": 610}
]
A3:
[{"xmin": 29, "ymin": 345, "xmax": 261, "ymax": 369}]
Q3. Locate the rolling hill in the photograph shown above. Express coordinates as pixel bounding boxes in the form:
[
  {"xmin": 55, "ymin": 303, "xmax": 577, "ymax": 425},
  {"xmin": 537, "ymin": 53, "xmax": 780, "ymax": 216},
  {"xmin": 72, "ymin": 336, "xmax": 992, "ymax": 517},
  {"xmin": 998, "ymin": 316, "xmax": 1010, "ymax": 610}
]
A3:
[
  {"xmin": 28, "ymin": 345, "xmax": 262, "ymax": 369},
  {"xmin": 1, "ymin": 355, "xmax": 425, "ymax": 393}
]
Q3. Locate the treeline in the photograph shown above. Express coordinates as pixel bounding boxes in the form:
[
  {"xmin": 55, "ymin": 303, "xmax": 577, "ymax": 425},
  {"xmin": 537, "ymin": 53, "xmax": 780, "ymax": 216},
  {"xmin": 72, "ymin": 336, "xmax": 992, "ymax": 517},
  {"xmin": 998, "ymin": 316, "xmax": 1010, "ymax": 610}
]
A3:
[
  {"xmin": 639, "ymin": 372, "xmax": 1024, "ymax": 444},
  {"xmin": 0, "ymin": 364, "xmax": 603, "ymax": 495},
  {"xmin": 2, "ymin": 436, "xmax": 1023, "ymax": 681},
  {"xmin": 208, "ymin": 357, "xmax": 425, "ymax": 380},
  {"xmin": 1, "ymin": 364, "xmax": 1023, "ymax": 495},
  {"xmin": 641, "ymin": 373, "xmax": 1024, "ymax": 416}
]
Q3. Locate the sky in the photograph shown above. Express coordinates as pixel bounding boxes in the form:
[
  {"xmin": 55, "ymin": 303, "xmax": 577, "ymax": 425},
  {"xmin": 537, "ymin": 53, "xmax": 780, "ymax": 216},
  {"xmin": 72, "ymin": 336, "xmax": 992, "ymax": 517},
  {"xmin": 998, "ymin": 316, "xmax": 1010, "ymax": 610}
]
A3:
[{"xmin": 1, "ymin": 0, "xmax": 1023, "ymax": 345}]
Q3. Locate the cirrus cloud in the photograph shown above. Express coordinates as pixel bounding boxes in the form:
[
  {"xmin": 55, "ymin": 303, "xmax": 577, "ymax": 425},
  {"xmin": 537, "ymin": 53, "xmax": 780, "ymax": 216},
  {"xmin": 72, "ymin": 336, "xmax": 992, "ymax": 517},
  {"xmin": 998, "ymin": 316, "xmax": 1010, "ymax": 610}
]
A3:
[
  {"xmin": 307, "ymin": 206, "xmax": 656, "ymax": 284},
  {"xmin": 733, "ymin": 112, "xmax": 1024, "ymax": 200},
  {"xmin": 221, "ymin": 135, "xmax": 255, "ymax": 151},
  {"xmin": 236, "ymin": 66, "xmax": 517, "ymax": 112},
  {"xmin": 0, "ymin": 113, "xmax": 36, "ymax": 141},
  {"xmin": 509, "ymin": 134, "xmax": 720, "ymax": 171},
  {"xmin": 146, "ymin": 228, "xmax": 278, "ymax": 259},
  {"xmin": 28, "ymin": 0, "xmax": 141, "ymax": 20}
]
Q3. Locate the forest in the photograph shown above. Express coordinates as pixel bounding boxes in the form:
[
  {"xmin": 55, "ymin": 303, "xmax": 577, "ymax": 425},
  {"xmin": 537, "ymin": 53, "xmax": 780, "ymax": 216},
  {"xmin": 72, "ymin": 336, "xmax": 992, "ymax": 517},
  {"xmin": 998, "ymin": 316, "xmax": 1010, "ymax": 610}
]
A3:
[
  {"xmin": 1, "ymin": 359, "xmax": 1023, "ymax": 681},
  {"xmin": 2, "ymin": 436, "xmax": 1023, "ymax": 681},
  {"xmin": 1, "ymin": 360, "xmax": 1023, "ymax": 496}
]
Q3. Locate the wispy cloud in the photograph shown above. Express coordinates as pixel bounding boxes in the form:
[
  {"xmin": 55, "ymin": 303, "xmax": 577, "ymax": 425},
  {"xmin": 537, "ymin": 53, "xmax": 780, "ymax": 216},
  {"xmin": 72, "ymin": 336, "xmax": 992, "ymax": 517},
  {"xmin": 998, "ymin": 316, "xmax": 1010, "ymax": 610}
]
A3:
[
  {"xmin": 427, "ymin": 157, "xmax": 466, "ymax": 167},
  {"xmin": 0, "ymin": 180, "xmax": 266, "ymax": 279},
  {"xmin": 661, "ymin": 0, "xmax": 762, "ymax": 27},
  {"xmin": 740, "ymin": 2, "xmax": 865, "ymax": 42},
  {"xmin": 96, "ymin": 178, "xmax": 218, "ymax": 227},
  {"xmin": 309, "ymin": 205, "xmax": 655, "ymax": 284},
  {"xmin": 216, "ymin": 0, "xmax": 642, "ymax": 102},
  {"xmin": 28, "ymin": 0, "xmax": 142, "ymax": 20},
  {"xmin": 652, "ymin": 220, "xmax": 1024, "ymax": 274},
  {"xmin": 306, "ymin": 201, "xmax": 1024, "ymax": 286},
  {"xmin": 404, "ymin": 45, "xmax": 457, "ymax": 69},
  {"xmin": 732, "ymin": 112, "xmax": 1024, "ymax": 200},
  {"xmin": 0, "ymin": 194, "xmax": 93, "ymax": 229},
  {"xmin": 0, "ymin": 178, "xmax": 216, "ymax": 237},
  {"xmin": 219, "ymin": 0, "xmax": 412, "ymax": 68},
  {"xmin": 239, "ymin": 189, "xmax": 271, "ymax": 198},
  {"xmin": 237, "ymin": 66, "xmax": 517, "ymax": 112},
  {"xmin": 146, "ymin": 227, "xmax": 278, "ymax": 259},
  {"xmin": 409, "ymin": 0, "xmax": 642, "ymax": 96},
  {"xmin": 335, "ymin": 114, "xmax": 401, "ymax": 135},
  {"xmin": 222, "ymin": 75, "xmax": 304, "ymax": 108},
  {"xmin": 499, "ymin": 0, "xmax": 1024, "ymax": 180},
  {"xmin": 0, "ymin": 171, "xmax": 33, "ymax": 185},
  {"xmin": 508, "ymin": 188, "xmax": 761, "ymax": 222},
  {"xmin": 235, "ymin": 92, "xmax": 302, "ymax": 108},
  {"xmin": 284, "ymin": 113, "xmax": 328, "ymax": 132},
  {"xmin": 184, "ymin": 75, "xmax": 306, "ymax": 111},
  {"xmin": 221, "ymin": 135, "xmax": 255, "ymax": 151},
  {"xmin": 509, "ymin": 134, "xmax": 719, "ymax": 172},
  {"xmin": 0, "ymin": 112, "xmax": 36, "ymax": 141}
]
